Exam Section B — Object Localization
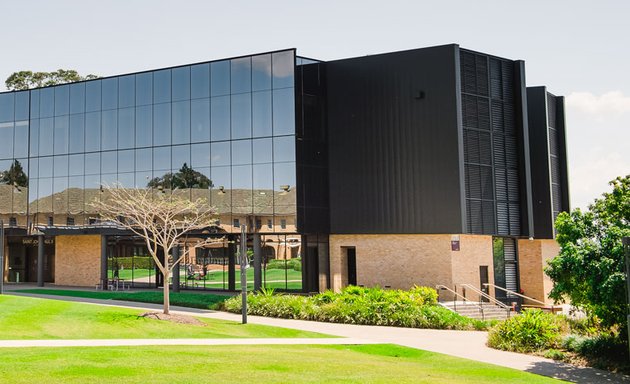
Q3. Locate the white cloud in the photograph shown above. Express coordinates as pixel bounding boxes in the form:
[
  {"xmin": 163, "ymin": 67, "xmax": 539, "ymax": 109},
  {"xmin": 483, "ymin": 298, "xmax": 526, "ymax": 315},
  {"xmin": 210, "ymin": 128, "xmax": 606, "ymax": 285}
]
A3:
[{"xmin": 566, "ymin": 91, "xmax": 630, "ymax": 115}]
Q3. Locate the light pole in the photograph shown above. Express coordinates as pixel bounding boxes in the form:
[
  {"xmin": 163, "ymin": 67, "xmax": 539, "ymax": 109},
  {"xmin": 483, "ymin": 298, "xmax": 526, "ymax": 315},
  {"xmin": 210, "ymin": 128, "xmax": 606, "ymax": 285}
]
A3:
[
  {"xmin": 0, "ymin": 219, "xmax": 4, "ymax": 294},
  {"xmin": 240, "ymin": 224, "xmax": 247, "ymax": 324},
  {"xmin": 623, "ymin": 236, "xmax": 629, "ymax": 360}
]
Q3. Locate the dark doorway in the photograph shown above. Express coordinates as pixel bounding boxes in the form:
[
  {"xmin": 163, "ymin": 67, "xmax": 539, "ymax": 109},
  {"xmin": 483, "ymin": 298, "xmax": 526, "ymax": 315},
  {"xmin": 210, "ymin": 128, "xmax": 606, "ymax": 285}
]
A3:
[
  {"xmin": 346, "ymin": 247, "xmax": 357, "ymax": 286},
  {"xmin": 479, "ymin": 266, "xmax": 489, "ymax": 302}
]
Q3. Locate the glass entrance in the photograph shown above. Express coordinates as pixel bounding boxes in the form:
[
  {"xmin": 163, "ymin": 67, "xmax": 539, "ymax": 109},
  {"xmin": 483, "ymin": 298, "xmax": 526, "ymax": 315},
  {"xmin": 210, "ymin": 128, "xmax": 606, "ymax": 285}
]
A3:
[{"xmin": 492, "ymin": 237, "xmax": 519, "ymax": 302}]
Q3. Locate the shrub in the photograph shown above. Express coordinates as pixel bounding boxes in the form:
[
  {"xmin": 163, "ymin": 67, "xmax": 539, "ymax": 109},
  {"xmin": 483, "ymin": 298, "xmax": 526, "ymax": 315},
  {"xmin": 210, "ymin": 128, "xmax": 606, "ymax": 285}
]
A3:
[
  {"xmin": 487, "ymin": 309, "xmax": 568, "ymax": 352},
  {"xmin": 223, "ymin": 285, "xmax": 485, "ymax": 330},
  {"xmin": 544, "ymin": 349, "xmax": 566, "ymax": 360},
  {"xmin": 266, "ymin": 258, "xmax": 302, "ymax": 271}
]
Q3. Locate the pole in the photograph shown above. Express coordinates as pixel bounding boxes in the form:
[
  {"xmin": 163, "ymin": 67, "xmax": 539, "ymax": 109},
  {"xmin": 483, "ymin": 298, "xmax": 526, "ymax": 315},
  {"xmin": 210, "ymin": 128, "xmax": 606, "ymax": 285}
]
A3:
[
  {"xmin": 0, "ymin": 219, "xmax": 4, "ymax": 294},
  {"xmin": 623, "ymin": 236, "xmax": 630, "ymax": 360},
  {"xmin": 37, "ymin": 234, "xmax": 44, "ymax": 287},
  {"xmin": 240, "ymin": 224, "xmax": 247, "ymax": 324}
]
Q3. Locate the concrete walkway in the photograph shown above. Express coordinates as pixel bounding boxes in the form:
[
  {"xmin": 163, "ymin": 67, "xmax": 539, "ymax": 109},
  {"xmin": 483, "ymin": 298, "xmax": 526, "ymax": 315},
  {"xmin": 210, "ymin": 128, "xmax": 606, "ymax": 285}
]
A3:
[{"xmin": 6, "ymin": 290, "xmax": 630, "ymax": 384}]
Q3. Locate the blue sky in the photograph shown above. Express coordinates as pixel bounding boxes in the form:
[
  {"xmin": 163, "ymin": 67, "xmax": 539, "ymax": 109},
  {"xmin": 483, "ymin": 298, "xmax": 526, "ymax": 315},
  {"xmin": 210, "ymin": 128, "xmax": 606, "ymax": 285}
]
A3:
[{"xmin": 1, "ymin": 0, "xmax": 627, "ymax": 209}]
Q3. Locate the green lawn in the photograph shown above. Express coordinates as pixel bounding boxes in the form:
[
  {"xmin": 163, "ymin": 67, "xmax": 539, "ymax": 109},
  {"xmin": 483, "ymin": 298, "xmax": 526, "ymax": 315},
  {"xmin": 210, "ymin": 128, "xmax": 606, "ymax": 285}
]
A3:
[
  {"xmin": 0, "ymin": 344, "xmax": 562, "ymax": 384},
  {"xmin": 16, "ymin": 289, "xmax": 230, "ymax": 310},
  {"xmin": 0, "ymin": 295, "xmax": 327, "ymax": 340}
]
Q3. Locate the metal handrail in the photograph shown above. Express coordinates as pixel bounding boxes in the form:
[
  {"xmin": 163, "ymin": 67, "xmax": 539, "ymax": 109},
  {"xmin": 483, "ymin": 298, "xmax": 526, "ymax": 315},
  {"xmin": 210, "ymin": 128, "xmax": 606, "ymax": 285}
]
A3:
[
  {"xmin": 483, "ymin": 283, "xmax": 556, "ymax": 313},
  {"xmin": 460, "ymin": 283, "xmax": 511, "ymax": 315},
  {"xmin": 436, "ymin": 284, "xmax": 485, "ymax": 320}
]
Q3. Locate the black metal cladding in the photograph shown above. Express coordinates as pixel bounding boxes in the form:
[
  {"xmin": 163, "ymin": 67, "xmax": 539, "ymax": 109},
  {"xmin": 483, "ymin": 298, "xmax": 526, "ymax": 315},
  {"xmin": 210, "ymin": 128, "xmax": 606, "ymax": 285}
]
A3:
[
  {"xmin": 527, "ymin": 86, "xmax": 570, "ymax": 239},
  {"xmin": 326, "ymin": 45, "xmax": 464, "ymax": 234},
  {"xmin": 460, "ymin": 50, "xmax": 523, "ymax": 236}
]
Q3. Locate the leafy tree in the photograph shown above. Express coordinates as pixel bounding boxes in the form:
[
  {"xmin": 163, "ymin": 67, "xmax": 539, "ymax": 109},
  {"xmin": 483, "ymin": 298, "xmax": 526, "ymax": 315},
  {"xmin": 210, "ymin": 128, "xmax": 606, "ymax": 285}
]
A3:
[
  {"xmin": 5, "ymin": 69, "xmax": 98, "ymax": 90},
  {"xmin": 546, "ymin": 175, "xmax": 630, "ymax": 334},
  {"xmin": 148, "ymin": 163, "xmax": 212, "ymax": 190},
  {"xmin": 0, "ymin": 159, "xmax": 28, "ymax": 188}
]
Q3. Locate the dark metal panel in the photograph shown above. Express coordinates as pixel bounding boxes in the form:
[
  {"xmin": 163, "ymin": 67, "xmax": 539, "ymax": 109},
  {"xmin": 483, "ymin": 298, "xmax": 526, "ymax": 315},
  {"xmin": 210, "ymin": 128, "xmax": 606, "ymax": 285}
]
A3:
[
  {"xmin": 526, "ymin": 86, "xmax": 554, "ymax": 238},
  {"xmin": 326, "ymin": 45, "xmax": 464, "ymax": 234},
  {"xmin": 555, "ymin": 96, "xmax": 571, "ymax": 213}
]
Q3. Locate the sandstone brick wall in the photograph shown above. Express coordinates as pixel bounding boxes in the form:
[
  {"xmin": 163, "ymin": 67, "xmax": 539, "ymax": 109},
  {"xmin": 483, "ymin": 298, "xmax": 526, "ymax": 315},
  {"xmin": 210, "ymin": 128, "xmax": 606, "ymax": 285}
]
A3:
[
  {"xmin": 450, "ymin": 235, "xmax": 494, "ymax": 301},
  {"xmin": 55, "ymin": 235, "xmax": 102, "ymax": 287},
  {"xmin": 517, "ymin": 238, "xmax": 560, "ymax": 305}
]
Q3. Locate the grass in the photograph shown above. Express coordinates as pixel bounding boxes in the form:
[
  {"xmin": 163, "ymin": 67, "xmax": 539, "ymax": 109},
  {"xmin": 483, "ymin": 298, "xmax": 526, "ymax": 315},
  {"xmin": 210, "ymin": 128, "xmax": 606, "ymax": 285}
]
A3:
[
  {"xmin": 0, "ymin": 295, "xmax": 328, "ymax": 340},
  {"xmin": 0, "ymin": 344, "xmax": 563, "ymax": 384},
  {"xmin": 16, "ymin": 289, "xmax": 230, "ymax": 310}
]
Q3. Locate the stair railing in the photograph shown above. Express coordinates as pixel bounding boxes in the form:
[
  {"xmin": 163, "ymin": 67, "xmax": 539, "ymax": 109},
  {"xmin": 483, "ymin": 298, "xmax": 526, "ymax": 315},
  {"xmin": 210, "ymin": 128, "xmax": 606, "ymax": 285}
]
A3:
[
  {"xmin": 436, "ymin": 284, "xmax": 485, "ymax": 320},
  {"xmin": 459, "ymin": 283, "xmax": 512, "ymax": 318},
  {"xmin": 483, "ymin": 283, "xmax": 556, "ymax": 314}
]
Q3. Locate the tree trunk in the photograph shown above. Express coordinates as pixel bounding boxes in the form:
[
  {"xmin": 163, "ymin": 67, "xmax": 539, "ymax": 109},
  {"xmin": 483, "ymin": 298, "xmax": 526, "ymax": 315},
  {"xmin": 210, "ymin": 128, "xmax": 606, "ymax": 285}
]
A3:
[{"xmin": 163, "ymin": 270, "xmax": 170, "ymax": 315}]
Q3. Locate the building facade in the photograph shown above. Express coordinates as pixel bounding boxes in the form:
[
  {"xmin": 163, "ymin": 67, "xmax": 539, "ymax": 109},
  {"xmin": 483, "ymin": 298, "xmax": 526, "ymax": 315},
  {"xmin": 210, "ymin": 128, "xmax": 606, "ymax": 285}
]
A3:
[{"xmin": 0, "ymin": 44, "xmax": 569, "ymax": 303}]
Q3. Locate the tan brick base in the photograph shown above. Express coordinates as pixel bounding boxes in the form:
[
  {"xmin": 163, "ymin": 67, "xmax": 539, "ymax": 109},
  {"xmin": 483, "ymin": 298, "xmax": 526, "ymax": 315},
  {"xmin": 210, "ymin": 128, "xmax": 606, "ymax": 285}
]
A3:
[
  {"xmin": 518, "ymin": 238, "xmax": 559, "ymax": 305},
  {"xmin": 55, "ymin": 235, "xmax": 102, "ymax": 287}
]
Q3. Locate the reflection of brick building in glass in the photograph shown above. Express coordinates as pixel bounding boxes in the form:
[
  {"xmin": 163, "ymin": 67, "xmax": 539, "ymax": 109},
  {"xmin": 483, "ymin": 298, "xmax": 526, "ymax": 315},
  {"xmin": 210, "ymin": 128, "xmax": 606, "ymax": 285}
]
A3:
[{"xmin": 0, "ymin": 45, "xmax": 569, "ymax": 302}]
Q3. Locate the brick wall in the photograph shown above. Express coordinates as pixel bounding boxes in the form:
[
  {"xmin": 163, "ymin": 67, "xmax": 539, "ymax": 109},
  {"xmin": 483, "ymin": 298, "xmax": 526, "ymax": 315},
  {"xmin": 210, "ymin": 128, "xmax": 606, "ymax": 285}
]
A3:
[
  {"xmin": 329, "ymin": 234, "xmax": 495, "ymax": 298},
  {"xmin": 517, "ymin": 238, "xmax": 559, "ymax": 305},
  {"xmin": 55, "ymin": 235, "xmax": 102, "ymax": 287}
]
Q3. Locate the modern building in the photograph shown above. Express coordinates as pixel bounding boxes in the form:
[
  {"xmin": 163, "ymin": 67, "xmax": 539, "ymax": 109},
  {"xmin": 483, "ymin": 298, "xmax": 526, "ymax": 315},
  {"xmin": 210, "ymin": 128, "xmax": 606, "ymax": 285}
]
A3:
[{"xmin": 0, "ymin": 44, "xmax": 569, "ymax": 304}]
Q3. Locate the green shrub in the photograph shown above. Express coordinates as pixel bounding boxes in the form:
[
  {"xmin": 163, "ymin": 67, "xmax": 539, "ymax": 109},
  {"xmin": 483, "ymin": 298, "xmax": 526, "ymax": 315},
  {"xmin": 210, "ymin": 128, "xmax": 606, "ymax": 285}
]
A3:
[
  {"xmin": 266, "ymin": 258, "xmax": 302, "ymax": 271},
  {"xmin": 223, "ymin": 285, "xmax": 485, "ymax": 330},
  {"xmin": 487, "ymin": 309, "xmax": 567, "ymax": 352},
  {"xmin": 108, "ymin": 256, "xmax": 153, "ymax": 270},
  {"xmin": 543, "ymin": 349, "xmax": 566, "ymax": 360}
]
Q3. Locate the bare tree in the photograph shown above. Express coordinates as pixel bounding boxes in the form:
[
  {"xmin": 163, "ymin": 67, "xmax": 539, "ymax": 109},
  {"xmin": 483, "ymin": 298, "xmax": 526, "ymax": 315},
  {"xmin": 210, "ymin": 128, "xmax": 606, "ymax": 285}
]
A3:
[{"xmin": 91, "ymin": 185, "xmax": 216, "ymax": 314}]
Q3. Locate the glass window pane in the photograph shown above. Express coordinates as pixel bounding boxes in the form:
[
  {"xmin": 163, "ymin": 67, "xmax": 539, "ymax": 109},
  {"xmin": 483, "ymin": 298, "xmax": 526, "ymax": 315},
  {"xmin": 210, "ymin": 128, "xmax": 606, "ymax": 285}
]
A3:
[
  {"xmin": 135, "ymin": 148, "xmax": 152, "ymax": 171},
  {"xmin": 252, "ymin": 91, "xmax": 272, "ymax": 137},
  {"xmin": 0, "ymin": 93, "xmax": 14, "ymax": 123},
  {"xmin": 85, "ymin": 80, "xmax": 102, "ymax": 112},
  {"xmin": 135, "ymin": 171, "xmax": 152, "ymax": 188},
  {"xmin": 191, "ymin": 98, "xmax": 210, "ymax": 142},
  {"xmin": 54, "ymin": 155, "xmax": 69, "ymax": 177},
  {"xmin": 211, "ymin": 165, "xmax": 231, "ymax": 205},
  {"xmin": 231, "ymin": 57, "xmax": 251, "ymax": 94},
  {"xmin": 69, "ymin": 83, "xmax": 85, "ymax": 114},
  {"xmin": 172, "ymin": 144, "xmax": 190, "ymax": 170},
  {"xmin": 210, "ymin": 142, "xmax": 230, "ymax": 167},
  {"xmin": 118, "ymin": 107, "xmax": 134, "ymax": 149},
  {"xmin": 85, "ymin": 111, "xmax": 101, "ymax": 152},
  {"xmin": 273, "ymin": 88, "xmax": 295, "ymax": 135},
  {"xmin": 211, "ymin": 60, "xmax": 230, "ymax": 97},
  {"xmin": 69, "ymin": 114, "xmax": 84, "ymax": 153},
  {"xmin": 273, "ymin": 136, "xmax": 295, "ymax": 162},
  {"xmin": 30, "ymin": 90, "xmax": 40, "ymax": 118},
  {"xmin": 118, "ymin": 172, "xmax": 134, "ymax": 188},
  {"xmin": 15, "ymin": 91, "xmax": 29, "ymax": 120},
  {"xmin": 0, "ymin": 122, "xmax": 13, "ymax": 158},
  {"xmin": 153, "ymin": 69, "xmax": 171, "ymax": 104},
  {"xmin": 274, "ymin": 161, "xmax": 296, "ymax": 205},
  {"xmin": 85, "ymin": 174, "xmax": 100, "ymax": 190},
  {"xmin": 231, "ymin": 93, "xmax": 251, "ymax": 139},
  {"xmin": 14, "ymin": 121, "xmax": 28, "ymax": 158},
  {"xmin": 69, "ymin": 154, "xmax": 84, "ymax": 176},
  {"xmin": 39, "ymin": 156, "xmax": 53, "ymax": 178},
  {"xmin": 153, "ymin": 103, "xmax": 171, "ymax": 146},
  {"xmin": 118, "ymin": 75, "xmax": 135, "ymax": 108},
  {"xmin": 101, "ymin": 78, "xmax": 118, "ymax": 110},
  {"xmin": 101, "ymin": 151, "xmax": 117, "ymax": 174},
  {"xmin": 172, "ymin": 100, "xmax": 190, "ymax": 145},
  {"xmin": 118, "ymin": 150, "xmax": 134, "ymax": 173},
  {"xmin": 85, "ymin": 152, "xmax": 100, "ymax": 175},
  {"xmin": 253, "ymin": 163, "xmax": 273, "ymax": 203},
  {"xmin": 136, "ymin": 72, "xmax": 152, "ymax": 106},
  {"xmin": 53, "ymin": 115, "xmax": 69, "ymax": 155},
  {"xmin": 172, "ymin": 66, "xmax": 190, "ymax": 101},
  {"xmin": 232, "ymin": 164, "xmax": 252, "ymax": 206},
  {"xmin": 54, "ymin": 85, "xmax": 69, "ymax": 116},
  {"xmin": 231, "ymin": 140, "xmax": 251, "ymax": 165},
  {"xmin": 272, "ymin": 51, "xmax": 295, "ymax": 89},
  {"xmin": 29, "ymin": 119, "xmax": 39, "ymax": 157},
  {"xmin": 153, "ymin": 146, "xmax": 170, "ymax": 171},
  {"xmin": 135, "ymin": 105, "xmax": 152, "ymax": 147},
  {"xmin": 252, "ymin": 54, "xmax": 272, "ymax": 91},
  {"xmin": 40, "ymin": 88, "xmax": 54, "ymax": 117},
  {"xmin": 39, "ymin": 118, "xmax": 54, "ymax": 156},
  {"xmin": 101, "ymin": 110, "xmax": 117, "ymax": 150},
  {"xmin": 191, "ymin": 142, "xmax": 210, "ymax": 168},
  {"xmin": 191, "ymin": 63, "xmax": 210, "ymax": 99},
  {"xmin": 38, "ymin": 178, "xmax": 53, "ymax": 210},
  {"xmin": 211, "ymin": 96, "xmax": 230, "ymax": 141},
  {"xmin": 253, "ymin": 138, "xmax": 272, "ymax": 163}
]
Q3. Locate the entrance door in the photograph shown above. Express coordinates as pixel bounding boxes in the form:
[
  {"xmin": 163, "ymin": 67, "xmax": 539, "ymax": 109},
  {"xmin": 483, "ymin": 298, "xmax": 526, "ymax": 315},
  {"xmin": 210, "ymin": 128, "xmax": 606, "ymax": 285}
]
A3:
[
  {"xmin": 479, "ymin": 266, "xmax": 489, "ymax": 302},
  {"xmin": 8, "ymin": 245, "xmax": 26, "ymax": 282},
  {"xmin": 346, "ymin": 248, "xmax": 357, "ymax": 286}
]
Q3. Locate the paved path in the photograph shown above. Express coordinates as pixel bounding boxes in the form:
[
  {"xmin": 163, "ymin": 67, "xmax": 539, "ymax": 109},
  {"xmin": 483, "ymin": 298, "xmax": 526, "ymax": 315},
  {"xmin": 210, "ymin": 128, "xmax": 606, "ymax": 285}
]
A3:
[{"xmin": 7, "ymin": 291, "xmax": 630, "ymax": 384}]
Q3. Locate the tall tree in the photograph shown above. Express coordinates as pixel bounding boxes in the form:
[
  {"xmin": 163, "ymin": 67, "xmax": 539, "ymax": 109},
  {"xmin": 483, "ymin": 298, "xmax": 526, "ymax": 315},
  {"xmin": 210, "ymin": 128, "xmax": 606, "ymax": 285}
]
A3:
[
  {"xmin": 148, "ymin": 163, "xmax": 212, "ymax": 190},
  {"xmin": 546, "ymin": 175, "xmax": 630, "ymax": 334},
  {"xmin": 5, "ymin": 70, "xmax": 99, "ymax": 90},
  {"xmin": 0, "ymin": 159, "xmax": 28, "ymax": 188},
  {"xmin": 91, "ymin": 186, "xmax": 216, "ymax": 314}
]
